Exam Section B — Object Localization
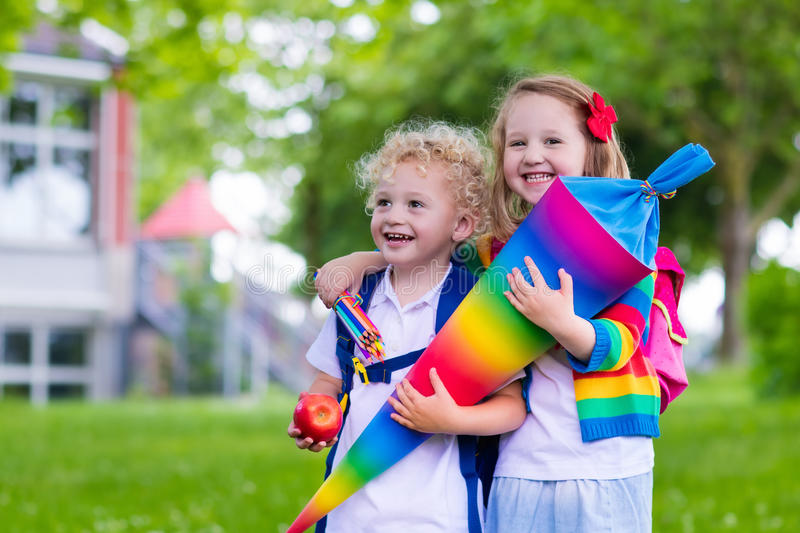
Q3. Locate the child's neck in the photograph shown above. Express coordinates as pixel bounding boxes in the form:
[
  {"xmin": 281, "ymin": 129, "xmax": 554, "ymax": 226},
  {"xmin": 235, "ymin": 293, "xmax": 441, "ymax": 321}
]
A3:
[{"xmin": 390, "ymin": 257, "xmax": 451, "ymax": 308}]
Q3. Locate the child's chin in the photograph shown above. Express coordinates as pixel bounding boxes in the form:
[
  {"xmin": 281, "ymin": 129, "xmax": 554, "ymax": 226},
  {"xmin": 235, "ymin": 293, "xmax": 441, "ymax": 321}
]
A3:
[
  {"xmin": 383, "ymin": 250, "xmax": 422, "ymax": 268},
  {"xmin": 383, "ymin": 241, "xmax": 415, "ymax": 254}
]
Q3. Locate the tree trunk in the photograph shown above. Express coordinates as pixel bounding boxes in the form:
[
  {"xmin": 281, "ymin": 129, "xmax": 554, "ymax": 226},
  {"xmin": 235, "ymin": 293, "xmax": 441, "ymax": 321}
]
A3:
[{"xmin": 717, "ymin": 163, "xmax": 753, "ymax": 364}]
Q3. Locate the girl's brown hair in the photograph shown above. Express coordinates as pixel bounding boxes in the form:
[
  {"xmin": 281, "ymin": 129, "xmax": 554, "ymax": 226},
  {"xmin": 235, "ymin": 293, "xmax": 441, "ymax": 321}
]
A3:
[{"xmin": 489, "ymin": 75, "xmax": 630, "ymax": 242}]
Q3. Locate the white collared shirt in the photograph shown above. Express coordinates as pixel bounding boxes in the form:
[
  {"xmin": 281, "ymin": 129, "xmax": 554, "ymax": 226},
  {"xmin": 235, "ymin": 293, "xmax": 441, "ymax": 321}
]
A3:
[{"xmin": 306, "ymin": 265, "xmax": 479, "ymax": 533}]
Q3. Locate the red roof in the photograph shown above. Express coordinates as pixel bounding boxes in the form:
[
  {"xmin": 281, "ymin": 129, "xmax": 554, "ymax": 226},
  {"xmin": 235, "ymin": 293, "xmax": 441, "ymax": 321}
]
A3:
[{"xmin": 140, "ymin": 178, "xmax": 236, "ymax": 240}]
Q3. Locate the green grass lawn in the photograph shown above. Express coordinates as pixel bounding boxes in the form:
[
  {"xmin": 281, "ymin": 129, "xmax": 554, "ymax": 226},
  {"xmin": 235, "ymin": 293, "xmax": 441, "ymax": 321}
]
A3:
[
  {"xmin": 1, "ymin": 368, "xmax": 799, "ymax": 532},
  {"xmin": 653, "ymin": 367, "xmax": 800, "ymax": 532},
  {"xmin": 0, "ymin": 388, "xmax": 326, "ymax": 532}
]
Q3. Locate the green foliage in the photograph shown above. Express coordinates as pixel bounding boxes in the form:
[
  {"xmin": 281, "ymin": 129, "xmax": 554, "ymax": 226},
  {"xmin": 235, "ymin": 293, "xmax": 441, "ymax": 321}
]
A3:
[
  {"xmin": 273, "ymin": 0, "xmax": 800, "ymax": 275},
  {"xmin": 175, "ymin": 242, "xmax": 232, "ymax": 394},
  {"xmin": 0, "ymin": 0, "xmax": 35, "ymax": 90},
  {"xmin": 3, "ymin": 1, "xmax": 799, "ymax": 357},
  {"xmin": 4, "ymin": 1, "xmax": 798, "ymax": 272},
  {"xmin": 747, "ymin": 261, "xmax": 800, "ymax": 397}
]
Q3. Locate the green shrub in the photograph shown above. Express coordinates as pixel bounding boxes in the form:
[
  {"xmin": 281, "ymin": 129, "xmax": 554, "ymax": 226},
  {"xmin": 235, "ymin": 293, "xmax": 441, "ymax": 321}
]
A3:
[{"xmin": 747, "ymin": 261, "xmax": 800, "ymax": 397}]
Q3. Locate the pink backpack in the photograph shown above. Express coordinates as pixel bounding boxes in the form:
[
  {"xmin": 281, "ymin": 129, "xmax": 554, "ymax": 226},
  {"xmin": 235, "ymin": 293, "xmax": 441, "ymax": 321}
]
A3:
[{"xmin": 644, "ymin": 247, "xmax": 689, "ymax": 413}]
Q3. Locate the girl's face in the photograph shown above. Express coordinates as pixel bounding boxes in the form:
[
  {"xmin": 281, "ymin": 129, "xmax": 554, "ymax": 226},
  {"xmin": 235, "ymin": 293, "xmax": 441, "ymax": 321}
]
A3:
[{"xmin": 503, "ymin": 92, "xmax": 588, "ymax": 207}]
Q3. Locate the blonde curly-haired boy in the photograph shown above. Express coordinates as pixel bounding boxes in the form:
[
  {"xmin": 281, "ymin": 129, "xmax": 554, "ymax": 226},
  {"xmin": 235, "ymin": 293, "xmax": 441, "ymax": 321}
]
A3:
[{"xmin": 289, "ymin": 120, "xmax": 526, "ymax": 533}]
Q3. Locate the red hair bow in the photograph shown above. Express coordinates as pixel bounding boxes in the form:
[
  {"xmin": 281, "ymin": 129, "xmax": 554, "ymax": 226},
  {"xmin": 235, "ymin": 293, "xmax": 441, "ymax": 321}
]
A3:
[{"xmin": 586, "ymin": 92, "xmax": 617, "ymax": 143}]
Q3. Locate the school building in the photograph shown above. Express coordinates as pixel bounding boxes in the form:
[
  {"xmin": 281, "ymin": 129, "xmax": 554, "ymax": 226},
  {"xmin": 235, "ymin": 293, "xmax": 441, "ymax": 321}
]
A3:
[
  {"xmin": 1, "ymin": 23, "xmax": 319, "ymax": 404},
  {"xmin": 0, "ymin": 23, "xmax": 135, "ymax": 403}
]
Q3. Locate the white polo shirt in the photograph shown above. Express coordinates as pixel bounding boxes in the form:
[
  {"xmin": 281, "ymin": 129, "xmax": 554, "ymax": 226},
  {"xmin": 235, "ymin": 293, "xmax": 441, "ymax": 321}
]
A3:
[{"xmin": 306, "ymin": 265, "xmax": 479, "ymax": 533}]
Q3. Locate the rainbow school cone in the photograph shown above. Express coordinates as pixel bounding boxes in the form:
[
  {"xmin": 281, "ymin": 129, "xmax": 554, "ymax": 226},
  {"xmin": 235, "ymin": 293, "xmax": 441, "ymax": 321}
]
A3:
[{"xmin": 287, "ymin": 144, "xmax": 714, "ymax": 532}]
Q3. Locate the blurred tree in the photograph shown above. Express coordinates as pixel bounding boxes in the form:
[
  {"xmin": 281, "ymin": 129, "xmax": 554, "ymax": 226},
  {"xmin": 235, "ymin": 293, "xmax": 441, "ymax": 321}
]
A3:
[
  {"xmin": 278, "ymin": 1, "xmax": 509, "ymax": 267},
  {"xmin": 593, "ymin": 0, "xmax": 800, "ymax": 363},
  {"xmin": 0, "ymin": 0, "xmax": 34, "ymax": 90},
  {"xmin": 747, "ymin": 261, "xmax": 800, "ymax": 396},
  {"xmin": 3, "ymin": 0, "xmax": 798, "ymax": 363},
  {"xmin": 0, "ymin": 0, "xmax": 342, "ymax": 219},
  {"xmin": 281, "ymin": 0, "xmax": 800, "ymax": 363}
]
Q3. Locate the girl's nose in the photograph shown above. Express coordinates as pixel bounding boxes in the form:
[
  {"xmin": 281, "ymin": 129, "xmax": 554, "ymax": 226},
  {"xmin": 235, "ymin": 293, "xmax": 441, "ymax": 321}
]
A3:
[{"xmin": 522, "ymin": 146, "xmax": 544, "ymax": 166}]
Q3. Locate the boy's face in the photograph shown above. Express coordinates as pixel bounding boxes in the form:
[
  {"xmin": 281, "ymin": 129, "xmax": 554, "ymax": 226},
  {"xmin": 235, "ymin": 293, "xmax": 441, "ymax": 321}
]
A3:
[{"xmin": 370, "ymin": 159, "xmax": 471, "ymax": 272}]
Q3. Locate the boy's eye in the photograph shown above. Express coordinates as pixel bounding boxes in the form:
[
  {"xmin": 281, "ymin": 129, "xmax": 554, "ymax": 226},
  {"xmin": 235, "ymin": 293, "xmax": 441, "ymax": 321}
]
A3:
[
  {"xmin": 375, "ymin": 198, "xmax": 390, "ymax": 207},
  {"xmin": 409, "ymin": 200, "xmax": 423, "ymax": 208}
]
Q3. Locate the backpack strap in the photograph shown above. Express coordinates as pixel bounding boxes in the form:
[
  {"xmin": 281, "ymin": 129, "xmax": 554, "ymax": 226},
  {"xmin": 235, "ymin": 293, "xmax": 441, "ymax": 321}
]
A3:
[
  {"xmin": 457, "ymin": 434, "xmax": 483, "ymax": 533},
  {"xmin": 441, "ymin": 265, "xmax": 483, "ymax": 533},
  {"xmin": 521, "ymin": 365, "xmax": 533, "ymax": 413},
  {"xmin": 353, "ymin": 349, "xmax": 425, "ymax": 384},
  {"xmin": 436, "ymin": 263, "xmax": 479, "ymax": 331}
]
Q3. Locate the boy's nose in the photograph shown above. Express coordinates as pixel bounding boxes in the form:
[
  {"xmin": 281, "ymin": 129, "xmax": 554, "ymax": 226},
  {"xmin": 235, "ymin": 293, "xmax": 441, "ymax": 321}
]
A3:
[{"xmin": 384, "ymin": 204, "xmax": 405, "ymax": 224}]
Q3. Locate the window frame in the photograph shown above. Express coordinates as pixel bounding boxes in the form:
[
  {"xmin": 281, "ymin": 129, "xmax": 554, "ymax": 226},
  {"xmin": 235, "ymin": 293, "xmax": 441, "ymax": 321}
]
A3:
[{"xmin": 0, "ymin": 53, "xmax": 109, "ymax": 248}]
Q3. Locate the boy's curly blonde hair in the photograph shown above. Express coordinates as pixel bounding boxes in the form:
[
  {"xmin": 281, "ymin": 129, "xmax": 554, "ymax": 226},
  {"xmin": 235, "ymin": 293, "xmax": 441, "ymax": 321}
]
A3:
[{"xmin": 355, "ymin": 120, "xmax": 490, "ymax": 240}]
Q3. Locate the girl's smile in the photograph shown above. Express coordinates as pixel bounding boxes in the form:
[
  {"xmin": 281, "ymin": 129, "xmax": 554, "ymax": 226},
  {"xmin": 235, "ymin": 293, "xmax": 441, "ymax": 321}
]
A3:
[{"xmin": 523, "ymin": 172, "xmax": 556, "ymax": 184}]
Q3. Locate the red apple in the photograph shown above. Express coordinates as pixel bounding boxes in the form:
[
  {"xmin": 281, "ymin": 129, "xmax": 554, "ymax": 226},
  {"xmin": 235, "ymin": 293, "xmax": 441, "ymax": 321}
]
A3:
[{"xmin": 293, "ymin": 393, "xmax": 343, "ymax": 442}]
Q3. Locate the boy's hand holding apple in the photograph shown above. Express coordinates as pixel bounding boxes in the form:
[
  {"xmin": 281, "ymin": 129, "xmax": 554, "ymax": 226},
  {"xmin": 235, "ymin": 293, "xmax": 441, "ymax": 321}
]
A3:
[{"xmin": 288, "ymin": 392, "xmax": 343, "ymax": 452}]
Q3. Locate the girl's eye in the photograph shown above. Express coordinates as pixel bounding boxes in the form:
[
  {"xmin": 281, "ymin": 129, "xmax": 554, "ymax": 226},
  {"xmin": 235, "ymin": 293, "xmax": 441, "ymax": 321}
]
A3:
[
  {"xmin": 545, "ymin": 138, "xmax": 562, "ymax": 145},
  {"xmin": 375, "ymin": 198, "xmax": 390, "ymax": 207},
  {"xmin": 508, "ymin": 140, "xmax": 525, "ymax": 147},
  {"xmin": 409, "ymin": 200, "xmax": 423, "ymax": 208}
]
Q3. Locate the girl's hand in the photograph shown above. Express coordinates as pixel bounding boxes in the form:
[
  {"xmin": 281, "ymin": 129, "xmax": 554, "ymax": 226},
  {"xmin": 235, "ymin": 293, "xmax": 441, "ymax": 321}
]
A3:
[
  {"xmin": 505, "ymin": 256, "xmax": 595, "ymax": 359},
  {"xmin": 315, "ymin": 251, "xmax": 387, "ymax": 308},
  {"xmin": 287, "ymin": 419, "xmax": 338, "ymax": 453},
  {"xmin": 504, "ymin": 256, "xmax": 577, "ymax": 336},
  {"xmin": 315, "ymin": 255, "xmax": 360, "ymax": 308},
  {"xmin": 388, "ymin": 368, "xmax": 461, "ymax": 434}
]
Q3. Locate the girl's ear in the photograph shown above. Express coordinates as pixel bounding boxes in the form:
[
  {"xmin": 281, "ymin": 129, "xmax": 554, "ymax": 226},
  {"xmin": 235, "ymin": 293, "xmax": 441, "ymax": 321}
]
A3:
[{"xmin": 452, "ymin": 213, "xmax": 476, "ymax": 242}]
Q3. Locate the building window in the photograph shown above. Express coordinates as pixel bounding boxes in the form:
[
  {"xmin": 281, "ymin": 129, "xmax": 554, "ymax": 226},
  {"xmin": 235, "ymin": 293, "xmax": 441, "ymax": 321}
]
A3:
[
  {"xmin": 2, "ymin": 329, "xmax": 32, "ymax": 364},
  {"xmin": 49, "ymin": 328, "xmax": 88, "ymax": 366},
  {"xmin": 2, "ymin": 384, "xmax": 31, "ymax": 399},
  {"xmin": 48, "ymin": 383, "xmax": 86, "ymax": 399},
  {"xmin": 0, "ymin": 78, "xmax": 95, "ymax": 243},
  {"xmin": 4, "ymin": 80, "xmax": 37, "ymax": 124}
]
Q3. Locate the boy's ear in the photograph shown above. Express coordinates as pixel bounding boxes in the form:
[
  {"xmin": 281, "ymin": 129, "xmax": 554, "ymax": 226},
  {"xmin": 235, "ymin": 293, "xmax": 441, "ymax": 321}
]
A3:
[{"xmin": 451, "ymin": 213, "xmax": 476, "ymax": 243}]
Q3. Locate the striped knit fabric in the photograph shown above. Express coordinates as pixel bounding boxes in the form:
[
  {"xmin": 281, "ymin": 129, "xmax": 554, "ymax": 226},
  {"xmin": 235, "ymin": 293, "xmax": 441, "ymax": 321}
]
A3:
[
  {"xmin": 478, "ymin": 235, "xmax": 661, "ymax": 443},
  {"xmin": 568, "ymin": 273, "xmax": 660, "ymax": 441}
]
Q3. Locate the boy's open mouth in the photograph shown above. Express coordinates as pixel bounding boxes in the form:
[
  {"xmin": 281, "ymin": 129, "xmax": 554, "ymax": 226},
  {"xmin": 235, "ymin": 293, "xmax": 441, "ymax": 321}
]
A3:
[{"xmin": 385, "ymin": 232, "xmax": 414, "ymax": 244}]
